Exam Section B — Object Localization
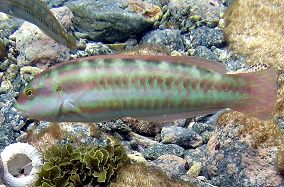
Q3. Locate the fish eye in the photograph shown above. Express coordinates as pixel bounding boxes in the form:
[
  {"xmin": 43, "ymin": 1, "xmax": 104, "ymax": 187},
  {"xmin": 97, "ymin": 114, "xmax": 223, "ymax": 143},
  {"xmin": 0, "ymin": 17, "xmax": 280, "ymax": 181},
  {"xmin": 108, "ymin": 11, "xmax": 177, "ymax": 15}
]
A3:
[{"xmin": 25, "ymin": 89, "xmax": 34, "ymax": 98}]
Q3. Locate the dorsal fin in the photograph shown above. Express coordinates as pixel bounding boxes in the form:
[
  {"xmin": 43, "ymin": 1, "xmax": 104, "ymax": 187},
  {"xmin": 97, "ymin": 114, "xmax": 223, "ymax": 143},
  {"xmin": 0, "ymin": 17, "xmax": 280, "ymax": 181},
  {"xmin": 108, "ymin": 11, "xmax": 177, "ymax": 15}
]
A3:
[{"xmin": 63, "ymin": 55, "xmax": 228, "ymax": 74}]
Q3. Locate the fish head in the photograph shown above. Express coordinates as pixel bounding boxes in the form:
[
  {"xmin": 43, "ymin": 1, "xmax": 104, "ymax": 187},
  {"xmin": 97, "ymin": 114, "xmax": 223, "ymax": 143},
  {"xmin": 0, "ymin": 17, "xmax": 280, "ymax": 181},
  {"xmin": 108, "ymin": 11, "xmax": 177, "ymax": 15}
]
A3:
[{"xmin": 14, "ymin": 78, "xmax": 64, "ymax": 121}]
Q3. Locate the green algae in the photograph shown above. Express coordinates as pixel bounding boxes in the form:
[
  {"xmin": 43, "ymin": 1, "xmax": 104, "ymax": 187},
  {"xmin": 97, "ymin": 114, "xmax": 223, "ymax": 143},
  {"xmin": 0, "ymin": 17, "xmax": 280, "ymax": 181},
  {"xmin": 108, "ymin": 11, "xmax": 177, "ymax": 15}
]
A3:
[{"xmin": 34, "ymin": 140, "xmax": 130, "ymax": 187}]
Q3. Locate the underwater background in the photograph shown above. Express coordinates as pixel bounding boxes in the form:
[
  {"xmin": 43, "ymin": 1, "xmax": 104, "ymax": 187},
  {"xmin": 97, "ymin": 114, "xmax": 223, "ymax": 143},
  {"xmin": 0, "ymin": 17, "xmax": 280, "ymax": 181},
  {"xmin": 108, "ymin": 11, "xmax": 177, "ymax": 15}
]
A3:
[{"xmin": 0, "ymin": 0, "xmax": 284, "ymax": 186}]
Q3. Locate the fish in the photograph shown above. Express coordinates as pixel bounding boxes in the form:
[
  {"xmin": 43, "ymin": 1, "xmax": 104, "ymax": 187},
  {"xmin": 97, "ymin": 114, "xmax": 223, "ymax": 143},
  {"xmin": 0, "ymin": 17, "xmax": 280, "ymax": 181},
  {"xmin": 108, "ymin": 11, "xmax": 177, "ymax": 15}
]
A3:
[
  {"xmin": 0, "ymin": 0, "xmax": 77, "ymax": 50},
  {"xmin": 14, "ymin": 55, "xmax": 277, "ymax": 122}
]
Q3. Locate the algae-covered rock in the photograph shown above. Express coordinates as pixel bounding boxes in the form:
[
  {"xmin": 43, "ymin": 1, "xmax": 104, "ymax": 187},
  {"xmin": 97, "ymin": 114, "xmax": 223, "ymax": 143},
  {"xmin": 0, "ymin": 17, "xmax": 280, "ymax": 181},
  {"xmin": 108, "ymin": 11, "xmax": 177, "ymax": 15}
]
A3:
[
  {"xmin": 0, "ymin": 38, "xmax": 6, "ymax": 60},
  {"xmin": 110, "ymin": 162, "xmax": 194, "ymax": 187},
  {"xmin": 65, "ymin": 0, "xmax": 159, "ymax": 42},
  {"xmin": 34, "ymin": 140, "xmax": 130, "ymax": 186}
]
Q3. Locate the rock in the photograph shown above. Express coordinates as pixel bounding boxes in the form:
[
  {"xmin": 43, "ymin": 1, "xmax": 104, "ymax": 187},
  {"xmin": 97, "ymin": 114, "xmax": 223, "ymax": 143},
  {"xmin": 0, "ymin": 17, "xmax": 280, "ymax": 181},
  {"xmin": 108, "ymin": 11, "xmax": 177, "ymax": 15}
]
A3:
[
  {"xmin": 191, "ymin": 122, "xmax": 214, "ymax": 134},
  {"xmin": 140, "ymin": 29, "xmax": 185, "ymax": 51},
  {"xmin": 117, "ymin": 44, "xmax": 171, "ymax": 56},
  {"xmin": 43, "ymin": 0, "xmax": 66, "ymax": 7},
  {"xmin": 149, "ymin": 154, "xmax": 187, "ymax": 179},
  {"xmin": 184, "ymin": 145, "xmax": 206, "ymax": 163},
  {"xmin": 184, "ymin": 145, "xmax": 208, "ymax": 176},
  {"xmin": 19, "ymin": 66, "xmax": 43, "ymax": 82},
  {"xmin": 121, "ymin": 117, "xmax": 184, "ymax": 136},
  {"xmin": 102, "ymin": 119, "xmax": 132, "ymax": 134},
  {"xmin": 169, "ymin": 0, "xmax": 225, "ymax": 27},
  {"xmin": 0, "ymin": 92, "xmax": 22, "ymax": 151},
  {"xmin": 65, "ymin": 0, "xmax": 161, "ymax": 42},
  {"xmin": 186, "ymin": 162, "xmax": 202, "ymax": 177},
  {"xmin": 190, "ymin": 121, "xmax": 215, "ymax": 144},
  {"xmin": 0, "ymin": 39, "xmax": 6, "ymax": 60},
  {"xmin": 193, "ymin": 45, "xmax": 219, "ymax": 61},
  {"xmin": 161, "ymin": 126, "xmax": 203, "ymax": 148},
  {"xmin": 13, "ymin": 7, "xmax": 73, "ymax": 69},
  {"xmin": 0, "ymin": 13, "xmax": 23, "ymax": 39},
  {"xmin": 206, "ymin": 120, "xmax": 283, "ymax": 187},
  {"xmin": 122, "ymin": 117, "xmax": 164, "ymax": 136},
  {"xmin": 190, "ymin": 26, "xmax": 225, "ymax": 48},
  {"xmin": 201, "ymin": 131, "xmax": 212, "ymax": 144},
  {"xmin": 143, "ymin": 143, "xmax": 185, "ymax": 160},
  {"xmin": 84, "ymin": 42, "xmax": 113, "ymax": 56},
  {"xmin": 126, "ymin": 131, "xmax": 158, "ymax": 149},
  {"xmin": 127, "ymin": 150, "xmax": 147, "ymax": 163}
]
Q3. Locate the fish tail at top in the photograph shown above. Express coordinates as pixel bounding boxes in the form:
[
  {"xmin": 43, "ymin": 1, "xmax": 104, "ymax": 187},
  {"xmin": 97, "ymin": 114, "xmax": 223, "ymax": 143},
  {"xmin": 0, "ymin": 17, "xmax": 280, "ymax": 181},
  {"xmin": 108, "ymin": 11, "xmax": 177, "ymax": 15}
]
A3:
[
  {"xmin": 229, "ymin": 68, "xmax": 278, "ymax": 120},
  {"xmin": 65, "ymin": 33, "xmax": 77, "ymax": 50}
]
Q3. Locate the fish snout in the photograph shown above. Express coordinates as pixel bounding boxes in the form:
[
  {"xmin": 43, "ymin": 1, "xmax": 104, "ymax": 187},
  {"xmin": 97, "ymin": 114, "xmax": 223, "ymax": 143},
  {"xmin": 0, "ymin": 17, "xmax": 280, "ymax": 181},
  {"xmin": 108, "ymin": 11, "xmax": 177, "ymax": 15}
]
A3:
[{"xmin": 16, "ymin": 110, "xmax": 30, "ymax": 118}]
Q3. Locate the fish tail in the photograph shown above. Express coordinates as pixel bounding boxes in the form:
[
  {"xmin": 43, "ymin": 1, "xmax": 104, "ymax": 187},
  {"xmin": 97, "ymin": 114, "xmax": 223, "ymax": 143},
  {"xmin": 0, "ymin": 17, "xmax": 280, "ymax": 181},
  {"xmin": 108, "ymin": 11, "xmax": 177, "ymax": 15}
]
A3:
[
  {"xmin": 229, "ymin": 68, "xmax": 278, "ymax": 120},
  {"xmin": 65, "ymin": 33, "xmax": 77, "ymax": 50}
]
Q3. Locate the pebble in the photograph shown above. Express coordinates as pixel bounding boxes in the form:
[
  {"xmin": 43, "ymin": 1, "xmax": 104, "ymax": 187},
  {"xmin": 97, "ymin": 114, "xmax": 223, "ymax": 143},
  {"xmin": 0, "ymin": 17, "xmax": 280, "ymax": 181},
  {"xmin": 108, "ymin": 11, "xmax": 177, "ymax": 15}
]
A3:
[
  {"xmin": 160, "ymin": 126, "xmax": 203, "ymax": 148},
  {"xmin": 190, "ymin": 26, "xmax": 225, "ymax": 48},
  {"xmin": 149, "ymin": 154, "xmax": 187, "ymax": 179},
  {"xmin": 140, "ymin": 29, "xmax": 185, "ymax": 51},
  {"xmin": 143, "ymin": 143, "xmax": 185, "ymax": 160}
]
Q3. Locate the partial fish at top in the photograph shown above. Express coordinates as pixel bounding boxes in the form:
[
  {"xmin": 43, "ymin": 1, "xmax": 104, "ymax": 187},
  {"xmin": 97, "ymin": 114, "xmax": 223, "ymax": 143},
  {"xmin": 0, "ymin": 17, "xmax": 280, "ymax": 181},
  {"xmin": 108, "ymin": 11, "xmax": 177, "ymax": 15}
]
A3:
[{"xmin": 0, "ymin": 0, "xmax": 77, "ymax": 50}]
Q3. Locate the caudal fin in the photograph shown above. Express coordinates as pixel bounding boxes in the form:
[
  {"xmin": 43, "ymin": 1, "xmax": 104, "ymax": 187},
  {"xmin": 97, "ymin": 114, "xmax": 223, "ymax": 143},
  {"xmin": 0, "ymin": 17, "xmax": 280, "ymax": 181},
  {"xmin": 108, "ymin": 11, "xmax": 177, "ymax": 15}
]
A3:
[{"xmin": 230, "ymin": 68, "xmax": 277, "ymax": 120}]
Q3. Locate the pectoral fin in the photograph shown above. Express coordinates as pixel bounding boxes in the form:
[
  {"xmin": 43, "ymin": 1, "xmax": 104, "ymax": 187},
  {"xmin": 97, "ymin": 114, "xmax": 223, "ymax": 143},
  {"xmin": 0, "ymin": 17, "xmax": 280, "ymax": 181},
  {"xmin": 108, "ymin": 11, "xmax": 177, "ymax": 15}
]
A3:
[{"xmin": 58, "ymin": 100, "xmax": 83, "ymax": 118}]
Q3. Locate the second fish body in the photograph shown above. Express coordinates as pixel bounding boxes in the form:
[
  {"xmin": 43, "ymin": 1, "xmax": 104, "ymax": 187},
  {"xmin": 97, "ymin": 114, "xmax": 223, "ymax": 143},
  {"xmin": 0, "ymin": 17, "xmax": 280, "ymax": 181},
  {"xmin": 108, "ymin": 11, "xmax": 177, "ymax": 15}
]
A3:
[{"xmin": 0, "ymin": 0, "xmax": 77, "ymax": 49}]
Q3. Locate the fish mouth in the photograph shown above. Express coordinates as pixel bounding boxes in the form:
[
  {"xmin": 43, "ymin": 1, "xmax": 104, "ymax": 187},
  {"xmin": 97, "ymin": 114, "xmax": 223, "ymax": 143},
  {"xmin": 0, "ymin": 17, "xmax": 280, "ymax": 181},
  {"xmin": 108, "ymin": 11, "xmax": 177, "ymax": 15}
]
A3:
[
  {"xmin": 16, "ymin": 110, "xmax": 30, "ymax": 118},
  {"xmin": 14, "ymin": 102, "xmax": 30, "ymax": 118}
]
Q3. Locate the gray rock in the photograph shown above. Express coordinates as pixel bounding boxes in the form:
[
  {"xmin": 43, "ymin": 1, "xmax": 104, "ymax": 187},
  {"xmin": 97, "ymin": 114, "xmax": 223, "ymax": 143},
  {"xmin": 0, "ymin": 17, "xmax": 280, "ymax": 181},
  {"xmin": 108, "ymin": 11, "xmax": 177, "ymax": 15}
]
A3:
[
  {"xmin": 185, "ymin": 145, "xmax": 206, "ymax": 163},
  {"xmin": 206, "ymin": 121, "xmax": 283, "ymax": 187},
  {"xmin": 65, "ymin": 0, "xmax": 158, "ymax": 42},
  {"xmin": 140, "ymin": 29, "xmax": 185, "ymax": 51},
  {"xmin": 0, "ymin": 92, "xmax": 22, "ymax": 151},
  {"xmin": 42, "ymin": 0, "xmax": 66, "ymax": 7},
  {"xmin": 98, "ymin": 119, "xmax": 132, "ymax": 134},
  {"xmin": 168, "ymin": 0, "xmax": 225, "ymax": 27},
  {"xmin": 201, "ymin": 131, "xmax": 212, "ymax": 144},
  {"xmin": 0, "ymin": 13, "xmax": 23, "ymax": 39},
  {"xmin": 193, "ymin": 45, "xmax": 219, "ymax": 61},
  {"xmin": 143, "ymin": 143, "xmax": 185, "ymax": 160},
  {"xmin": 192, "ymin": 122, "xmax": 214, "ymax": 134},
  {"xmin": 190, "ymin": 27, "xmax": 225, "ymax": 48},
  {"xmin": 149, "ymin": 154, "xmax": 187, "ymax": 179},
  {"xmin": 161, "ymin": 126, "xmax": 203, "ymax": 148},
  {"xmin": 184, "ymin": 145, "xmax": 208, "ymax": 177}
]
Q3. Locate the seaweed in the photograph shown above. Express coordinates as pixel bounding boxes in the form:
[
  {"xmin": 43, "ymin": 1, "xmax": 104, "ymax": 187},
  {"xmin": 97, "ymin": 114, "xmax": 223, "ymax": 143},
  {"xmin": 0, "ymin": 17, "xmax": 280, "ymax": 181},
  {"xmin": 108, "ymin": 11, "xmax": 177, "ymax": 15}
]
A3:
[{"xmin": 34, "ymin": 140, "xmax": 130, "ymax": 186}]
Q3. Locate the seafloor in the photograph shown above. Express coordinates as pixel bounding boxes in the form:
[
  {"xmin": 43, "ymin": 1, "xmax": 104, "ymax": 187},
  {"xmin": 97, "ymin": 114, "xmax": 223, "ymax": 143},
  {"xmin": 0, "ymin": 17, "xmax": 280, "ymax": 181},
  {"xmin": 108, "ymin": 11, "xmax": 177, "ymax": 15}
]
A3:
[{"xmin": 0, "ymin": 0, "xmax": 283, "ymax": 186}]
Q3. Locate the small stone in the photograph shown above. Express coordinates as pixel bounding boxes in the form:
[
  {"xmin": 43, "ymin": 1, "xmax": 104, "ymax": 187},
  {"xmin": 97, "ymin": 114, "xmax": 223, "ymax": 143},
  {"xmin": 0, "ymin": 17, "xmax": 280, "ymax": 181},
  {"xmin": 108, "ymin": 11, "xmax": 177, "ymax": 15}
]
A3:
[
  {"xmin": 186, "ymin": 162, "xmax": 202, "ymax": 177},
  {"xmin": 127, "ymin": 151, "xmax": 147, "ymax": 163},
  {"xmin": 149, "ymin": 154, "xmax": 187, "ymax": 179},
  {"xmin": 130, "ymin": 139, "xmax": 138, "ymax": 149},
  {"xmin": 0, "ymin": 38, "xmax": 7, "ymax": 60},
  {"xmin": 143, "ymin": 143, "xmax": 185, "ymax": 160},
  {"xmin": 140, "ymin": 29, "xmax": 185, "ymax": 51},
  {"xmin": 161, "ymin": 126, "xmax": 203, "ymax": 148},
  {"xmin": 190, "ymin": 26, "xmax": 225, "ymax": 48}
]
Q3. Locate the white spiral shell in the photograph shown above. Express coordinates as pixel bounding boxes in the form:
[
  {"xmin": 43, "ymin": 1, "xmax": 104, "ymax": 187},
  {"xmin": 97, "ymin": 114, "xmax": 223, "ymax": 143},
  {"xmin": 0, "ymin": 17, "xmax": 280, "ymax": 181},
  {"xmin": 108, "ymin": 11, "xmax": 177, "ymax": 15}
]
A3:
[{"xmin": 0, "ymin": 142, "xmax": 43, "ymax": 187}]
